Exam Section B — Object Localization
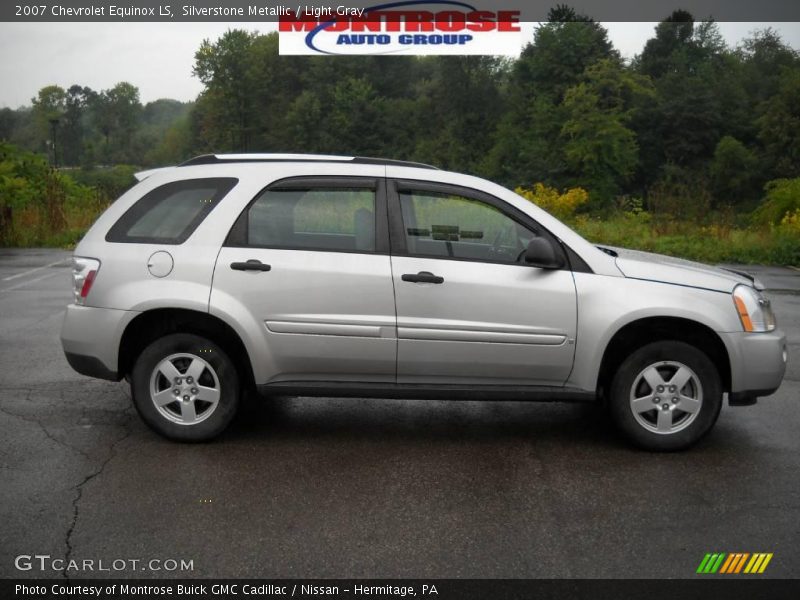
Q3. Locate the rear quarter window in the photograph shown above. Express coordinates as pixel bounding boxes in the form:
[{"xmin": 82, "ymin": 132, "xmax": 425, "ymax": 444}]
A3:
[{"xmin": 106, "ymin": 178, "xmax": 238, "ymax": 244}]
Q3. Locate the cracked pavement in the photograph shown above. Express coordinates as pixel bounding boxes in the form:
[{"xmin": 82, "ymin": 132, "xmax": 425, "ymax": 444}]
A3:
[{"xmin": 0, "ymin": 249, "xmax": 798, "ymax": 580}]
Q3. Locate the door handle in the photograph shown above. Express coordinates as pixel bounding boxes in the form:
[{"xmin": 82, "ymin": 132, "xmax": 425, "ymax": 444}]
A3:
[
  {"xmin": 230, "ymin": 259, "xmax": 271, "ymax": 272},
  {"xmin": 402, "ymin": 271, "xmax": 444, "ymax": 284}
]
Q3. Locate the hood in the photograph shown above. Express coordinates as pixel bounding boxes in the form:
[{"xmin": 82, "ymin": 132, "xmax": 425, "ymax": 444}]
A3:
[{"xmin": 602, "ymin": 246, "xmax": 763, "ymax": 293}]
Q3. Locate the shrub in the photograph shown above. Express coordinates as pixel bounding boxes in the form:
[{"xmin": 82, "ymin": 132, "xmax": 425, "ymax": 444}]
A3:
[
  {"xmin": 515, "ymin": 183, "xmax": 589, "ymax": 221},
  {"xmin": 781, "ymin": 208, "xmax": 800, "ymax": 232},
  {"xmin": 0, "ymin": 143, "xmax": 109, "ymax": 247},
  {"xmin": 753, "ymin": 178, "xmax": 800, "ymax": 225},
  {"xmin": 647, "ymin": 164, "xmax": 712, "ymax": 227},
  {"xmin": 71, "ymin": 165, "xmax": 138, "ymax": 200},
  {"xmin": 710, "ymin": 136, "xmax": 758, "ymax": 207}
]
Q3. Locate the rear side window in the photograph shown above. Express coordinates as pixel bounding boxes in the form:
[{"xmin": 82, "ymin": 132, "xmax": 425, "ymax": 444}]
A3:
[
  {"xmin": 106, "ymin": 178, "xmax": 238, "ymax": 244},
  {"xmin": 228, "ymin": 187, "xmax": 376, "ymax": 253}
]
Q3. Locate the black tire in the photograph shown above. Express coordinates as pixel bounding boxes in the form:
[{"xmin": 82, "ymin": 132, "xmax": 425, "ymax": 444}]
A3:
[
  {"xmin": 609, "ymin": 341, "xmax": 722, "ymax": 451},
  {"xmin": 131, "ymin": 333, "xmax": 240, "ymax": 442}
]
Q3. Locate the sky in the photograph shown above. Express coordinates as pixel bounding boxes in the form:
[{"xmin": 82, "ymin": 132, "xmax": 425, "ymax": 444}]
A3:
[{"xmin": 0, "ymin": 21, "xmax": 798, "ymax": 109}]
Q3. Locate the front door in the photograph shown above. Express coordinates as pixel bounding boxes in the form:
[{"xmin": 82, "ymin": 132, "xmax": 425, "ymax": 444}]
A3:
[{"xmin": 389, "ymin": 180, "xmax": 578, "ymax": 386}]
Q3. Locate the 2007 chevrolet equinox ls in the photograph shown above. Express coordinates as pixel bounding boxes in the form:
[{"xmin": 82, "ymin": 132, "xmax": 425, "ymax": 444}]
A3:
[{"xmin": 60, "ymin": 154, "xmax": 788, "ymax": 450}]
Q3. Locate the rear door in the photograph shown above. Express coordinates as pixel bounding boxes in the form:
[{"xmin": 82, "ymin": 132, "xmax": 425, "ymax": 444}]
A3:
[
  {"xmin": 211, "ymin": 176, "xmax": 397, "ymax": 384},
  {"xmin": 388, "ymin": 179, "xmax": 578, "ymax": 386}
]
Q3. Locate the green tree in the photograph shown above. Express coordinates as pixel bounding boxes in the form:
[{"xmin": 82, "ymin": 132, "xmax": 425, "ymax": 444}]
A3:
[
  {"xmin": 0, "ymin": 108, "xmax": 17, "ymax": 141},
  {"xmin": 516, "ymin": 8, "xmax": 617, "ymax": 102},
  {"xmin": 60, "ymin": 85, "xmax": 95, "ymax": 166},
  {"xmin": 756, "ymin": 69, "xmax": 800, "ymax": 178},
  {"xmin": 328, "ymin": 77, "xmax": 386, "ymax": 156},
  {"xmin": 633, "ymin": 14, "xmax": 744, "ymax": 186},
  {"xmin": 710, "ymin": 136, "xmax": 758, "ymax": 207},
  {"xmin": 738, "ymin": 29, "xmax": 800, "ymax": 107},
  {"xmin": 413, "ymin": 56, "xmax": 508, "ymax": 172},
  {"xmin": 246, "ymin": 33, "xmax": 313, "ymax": 151},
  {"xmin": 7, "ymin": 108, "xmax": 39, "ymax": 153},
  {"xmin": 637, "ymin": 10, "xmax": 696, "ymax": 79},
  {"xmin": 657, "ymin": 72, "xmax": 724, "ymax": 165},
  {"xmin": 132, "ymin": 99, "xmax": 192, "ymax": 166},
  {"xmin": 144, "ymin": 116, "xmax": 193, "ymax": 165},
  {"xmin": 31, "ymin": 85, "xmax": 66, "ymax": 158},
  {"xmin": 560, "ymin": 60, "xmax": 650, "ymax": 204},
  {"xmin": 487, "ymin": 8, "xmax": 617, "ymax": 187},
  {"xmin": 193, "ymin": 29, "xmax": 259, "ymax": 151},
  {"xmin": 91, "ymin": 82, "xmax": 142, "ymax": 163},
  {"xmin": 284, "ymin": 90, "xmax": 327, "ymax": 152}
]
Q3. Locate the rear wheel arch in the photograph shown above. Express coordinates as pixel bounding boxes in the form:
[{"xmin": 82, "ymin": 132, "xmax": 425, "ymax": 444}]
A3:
[
  {"xmin": 597, "ymin": 317, "xmax": 732, "ymax": 401},
  {"xmin": 118, "ymin": 308, "xmax": 255, "ymax": 391}
]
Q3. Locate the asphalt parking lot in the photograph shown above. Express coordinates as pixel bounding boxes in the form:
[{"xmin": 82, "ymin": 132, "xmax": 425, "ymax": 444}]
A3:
[{"xmin": 0, "ymin": 248, "xmax": 798, "ymax": 580}]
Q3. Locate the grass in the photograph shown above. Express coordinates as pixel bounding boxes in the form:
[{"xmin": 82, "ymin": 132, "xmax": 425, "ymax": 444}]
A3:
[{"xmin": 572, "ymin": 213, "xmax": 800, "ymax": 266}]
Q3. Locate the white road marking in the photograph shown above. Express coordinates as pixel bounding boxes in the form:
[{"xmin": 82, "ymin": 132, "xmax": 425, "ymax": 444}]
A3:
[
  {"xmin": 787, "ymin": 265, "xmax": 800, "ymax": 272},
  {"xmin": 1, "ymin": 258, "xmax": 70, "ymax": 281},
  {"xmin": 0, "ymin": 271, "xmax": 60, "ymax": 292}
]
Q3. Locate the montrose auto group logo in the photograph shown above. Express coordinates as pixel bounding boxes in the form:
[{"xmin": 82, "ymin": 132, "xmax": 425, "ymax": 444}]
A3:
[{"xmin": 278, "ymin": 1, "xmax": 522, "ymax": 55}]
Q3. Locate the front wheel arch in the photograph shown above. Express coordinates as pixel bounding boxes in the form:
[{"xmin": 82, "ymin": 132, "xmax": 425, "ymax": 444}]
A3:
[{"xmin": 597, "ymin": 317, "xmax": 731, "ymax": 403}]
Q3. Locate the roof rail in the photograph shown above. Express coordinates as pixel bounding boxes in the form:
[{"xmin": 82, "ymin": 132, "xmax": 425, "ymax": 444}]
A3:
[
  {"xmin": 353, "ymin": 157, "xmax": 439, "ymax": 170},
  {"xmin": 179, "ymin": 154, "xmax": 439, "ymax": 170}
]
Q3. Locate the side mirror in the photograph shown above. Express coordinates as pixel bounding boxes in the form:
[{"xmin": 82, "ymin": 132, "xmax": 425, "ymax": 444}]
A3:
[{"xmin": 524, "ymin": 237, "xmax": 564, "ymax": 269}]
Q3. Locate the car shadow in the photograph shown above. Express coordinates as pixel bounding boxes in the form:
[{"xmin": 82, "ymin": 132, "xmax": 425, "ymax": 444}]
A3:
[{"xmin": 229, "ymin": 392, "xmax": 626, "ymax": 449}]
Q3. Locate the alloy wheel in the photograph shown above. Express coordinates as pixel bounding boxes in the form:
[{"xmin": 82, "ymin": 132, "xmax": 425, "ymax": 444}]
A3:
[
  {"xmin": 628, "ymin": 360, "xmax": 703, "ymax": 435},
  {"xmin": 149, "ymin": 353, "xmax": 221, "ymax": 425}
]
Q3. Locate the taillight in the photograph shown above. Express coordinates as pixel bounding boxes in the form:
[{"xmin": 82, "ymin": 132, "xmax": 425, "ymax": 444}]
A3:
[{"xmin": 72, "ymin": 257, "xmax": 100, "ymax": 305}]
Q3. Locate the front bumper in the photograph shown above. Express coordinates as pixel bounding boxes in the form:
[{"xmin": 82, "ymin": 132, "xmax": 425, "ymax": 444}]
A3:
[
  {"xmin": 60, "ymin": 304, "xmax": 138, "ymax": 381},
  {"xmin": 719, "ymin": 328, "xmax": 788, "ymax": 403}
]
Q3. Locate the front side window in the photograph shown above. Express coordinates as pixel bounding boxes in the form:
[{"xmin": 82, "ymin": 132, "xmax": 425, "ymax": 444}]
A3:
[
  {"xmin": 106, "ymin": 177, "xmax": 237, "ymax": 244},
  {"xmin": 236, "ymin": 187, "xmax": 377, "ymax": 253},
  {"xmin": 398, "ymin": 190, "xmax": 536, "ymax": 264}
]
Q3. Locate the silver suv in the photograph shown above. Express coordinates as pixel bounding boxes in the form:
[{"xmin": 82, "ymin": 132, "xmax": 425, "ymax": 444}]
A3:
[{"xmin": 60, "ymin": 154, "xmax": 787, "ymax": 450}]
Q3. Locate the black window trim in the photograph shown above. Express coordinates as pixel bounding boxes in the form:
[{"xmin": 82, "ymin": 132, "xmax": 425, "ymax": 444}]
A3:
[
  {"xmin": 387, "ymin": 178, "xmax": 590, "ymax": 272},
  {"xmin": 106, "ymin": 177, "xmax": 239, "ymax": 245},
  {"xmin": 224, "ymin": 176, "xmax": 390, "ymax": 255}
]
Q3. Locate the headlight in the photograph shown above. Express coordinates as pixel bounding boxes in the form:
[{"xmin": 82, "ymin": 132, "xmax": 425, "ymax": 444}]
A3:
[
  {"xmin": 72, "ymin": 257, "xmax": 100, "ymax": 305},
  {"xmin": 733, "ymin": 284, "xmax": 776, "ymax": 332}
]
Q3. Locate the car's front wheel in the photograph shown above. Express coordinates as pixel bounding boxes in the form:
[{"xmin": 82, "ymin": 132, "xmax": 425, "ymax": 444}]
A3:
[
  {"xmin": 131, "ymin": 333, "xmax": 240, "ymax": 442},
  {"xmin": 609, "ymin": 341, "xmax": 722, "ymax": 451}
]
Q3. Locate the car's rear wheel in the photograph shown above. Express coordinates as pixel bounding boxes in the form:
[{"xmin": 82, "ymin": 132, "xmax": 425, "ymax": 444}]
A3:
[
  {"xmin": 609, "ymin": 341, "xmax": 722, "ymax": 451},
  {"xmin": 131, "ymin": 333, "xmax": 239, "ymax": 441}
]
